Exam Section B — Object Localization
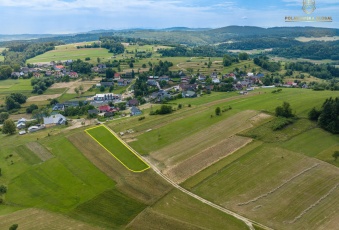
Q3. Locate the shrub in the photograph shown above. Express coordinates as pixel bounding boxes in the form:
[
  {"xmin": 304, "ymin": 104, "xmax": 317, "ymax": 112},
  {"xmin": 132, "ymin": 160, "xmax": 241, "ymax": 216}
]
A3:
[
  {"xmin": 0, "ymin": 185, "xmax": 7, "ymax": 194},
  {"xmin": 272, "ymin": 117, "xmax": 294, "ymax": 131}
]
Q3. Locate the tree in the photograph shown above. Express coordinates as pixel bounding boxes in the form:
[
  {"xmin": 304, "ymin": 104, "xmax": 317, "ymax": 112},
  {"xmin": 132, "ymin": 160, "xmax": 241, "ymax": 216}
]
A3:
[
  {"xmin": 50, "ymin": 99, "xmax": 59, "ymax": 106},
  {"xmin": 2, "ymin": 119, "xmax": 16, "ymax": 135},
  {"xmin": 74, "ymin": 87, "xmax": 80, "ymax": 97},
  {"xmin": 308, "ymin": 107, "xmax": 321, "ymax": 121},
  {"xmin": 97, "ymin": 57, "xmax": 101, "ymax": 63},
  {"xmin": 0, "ymin": 185, "xmax": 7, "ymax": 194},
  {"xmin": 333, "ymin": 151, "xmax": 339, "ymax": 161},
  {"xmin": 106, "ymin": 68, "xmax": 115, "ymax": 78},
  {"xmin": 275, "ymin": 102, "xmax": 294, "ymax": 118},
  {"xmin": 0, "ymin": 112, "xmax": 9, "ymax": 124},
  {"xmin": 215, "ymin": 107, "xmax": 221, "ymax": 116},
  {"xmin": 109, "ymin": 85, "xmax": 114, "ymax": 93},
  {"xmin": 5, "ymin": 97, "xmax": 20, "ymax": 110},
  {"xmin": 239, "ymin": 52, "xmax": 249, "ymax": 60},
  {"xmin": 100, "ymin": 86, "xmax": 105, "ymax": 92},
  {"xmin": 9, "ymin": 224, "xmax": 18, "ymax": 230},
  {"xmin": 26, "ymin": 104, "xmax": 38, "ymax": 114}
]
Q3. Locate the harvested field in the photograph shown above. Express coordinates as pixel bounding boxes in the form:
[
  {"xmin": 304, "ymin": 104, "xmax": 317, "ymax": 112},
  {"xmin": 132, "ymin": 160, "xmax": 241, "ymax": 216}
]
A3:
[
  {"xmin": 0, "ymin": 208, "xmax": 101, "ymax": 230},
  {"xmin": 149, "ymin": 110, "xmax": 258, "ymax": 171},
  {"xmin": 68, "ymin": 132, "xmax": 172, "ymax": 205},
  {"xmin": 165, "ymin": 136, "xmax": 252, "ymax": 183},
  {"xmin": 25, "ymin": 142, "xmax": 54, "ymax": 162},
  {"xmin": 27, "ymin": 94, "xmax": 62, "ymax": 102}
]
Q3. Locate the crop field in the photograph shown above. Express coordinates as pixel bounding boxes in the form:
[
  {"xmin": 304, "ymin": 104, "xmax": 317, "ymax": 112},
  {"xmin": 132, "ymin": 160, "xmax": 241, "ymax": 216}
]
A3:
[
  {"xmin": 183, "ymin": 143, "xmax": 339, "ymax": 230},
  {"xmin": 85, "ymin": 125, "xmax": 150, "ymax": 172},
  {"xmin": 148, "ymin": 110, "xmax": 258, "ymax": 179},
  {"xmin": 0, "ymin": 208, "xmax": 101, "ymax": 230},
  {"xmin": 127, "ymin": 189, "xmax": 249, "ymax": 230}
]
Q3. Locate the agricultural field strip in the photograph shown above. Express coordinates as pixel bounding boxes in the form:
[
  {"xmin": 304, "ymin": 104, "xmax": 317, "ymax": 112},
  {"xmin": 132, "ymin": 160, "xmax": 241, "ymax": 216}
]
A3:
[
  {"xmin": 238, "ymin": 163, "xmax": 320, "ymax": 206},
  {"xmin": 85, "ymin": 125, "xmax": 150, "ymax": 172},
  {"xmin": 120, "ymin": 137, "xmax": 272, "ymax": 230},
  {"xmin": 289, "ymin": 183, "xmax": 339, "ymax": 223},
  {"xmin": 25, "ymin": 142, "xmax": 54, "ymax": 162},
  {"xmin": 0, "ymin": 208, "xmax": 101, "ymax": 230},
  {"xmin": 165, "ymin": 136, "xmax": 253, "ymax": 184}
]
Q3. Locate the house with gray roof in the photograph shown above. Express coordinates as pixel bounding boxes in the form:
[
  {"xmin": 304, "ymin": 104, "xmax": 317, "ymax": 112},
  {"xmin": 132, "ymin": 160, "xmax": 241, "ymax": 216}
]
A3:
[{"xmin": 43, "ymin": 114, "xmax": 67, "ymax": 126}]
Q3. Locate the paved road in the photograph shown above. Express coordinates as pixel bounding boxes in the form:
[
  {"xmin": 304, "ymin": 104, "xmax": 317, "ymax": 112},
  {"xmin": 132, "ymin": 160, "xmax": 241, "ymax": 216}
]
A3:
[{"xmin": 111, "ymin": 127, "xmax": 274, "ymax": 230}]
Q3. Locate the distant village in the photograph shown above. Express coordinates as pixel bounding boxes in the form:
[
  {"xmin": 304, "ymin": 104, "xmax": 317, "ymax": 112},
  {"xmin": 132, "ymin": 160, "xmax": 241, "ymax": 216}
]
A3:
[{"xmin": 9, "ymin": 59, "xmax": 308, "ymax": 135}]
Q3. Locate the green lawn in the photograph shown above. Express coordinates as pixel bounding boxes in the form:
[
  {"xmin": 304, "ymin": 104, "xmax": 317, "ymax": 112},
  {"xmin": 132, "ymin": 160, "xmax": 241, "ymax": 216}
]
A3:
[{"xmin": 85, "ymin": 126, "xmax": 149, "ymax": 172}]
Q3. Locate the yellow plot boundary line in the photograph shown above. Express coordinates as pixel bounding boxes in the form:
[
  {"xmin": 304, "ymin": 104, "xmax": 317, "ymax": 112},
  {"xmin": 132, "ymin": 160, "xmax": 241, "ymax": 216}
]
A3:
[{"xmin": 85, "ymin": 125, "xmax": 150, "ymax": 173}]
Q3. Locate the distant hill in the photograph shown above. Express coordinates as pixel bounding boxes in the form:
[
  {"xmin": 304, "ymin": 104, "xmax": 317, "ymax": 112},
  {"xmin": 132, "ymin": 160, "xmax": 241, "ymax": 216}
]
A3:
[{"xmin": 1, "ymin": 26, "xmax": 339, "ymax": 46}]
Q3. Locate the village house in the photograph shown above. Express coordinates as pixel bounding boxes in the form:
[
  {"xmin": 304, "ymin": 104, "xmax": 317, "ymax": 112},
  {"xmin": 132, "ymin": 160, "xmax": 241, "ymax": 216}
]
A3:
[
  {"xmin": 52, "ymin": 103, "xmax": 65, "ymax": 111},
  {"xmin": 114, "ymin": 73, "xmax": 121, "ymax": 80},
  {"xmin": 130, "ymin": 106, "xmax": 142, "ymax": 116},
  {"xmin": 43, "ymin": 114, "xmax": 67, "ymax": 126},
  {"xmin": 117, "ymin": 79, "xmax": 130, "ymax": 87},
  {"xmin": 100, "ymin": 82, "xmax": 114, "ymax": 88},
  {"xmin": 179, "ymin": 84, "xmax": 197, "ymax": 92},
  {"xmin": 182, "ymin": 91, "xmax": 197, "ymax": 98},
  {"xmin": 150, "ymin": 90, "xmax": 172, "ymax": 102},
  {"xmin": 69, "ymin": 72, "xmax": 78, "ymax": 78},
  {"xmin": 54, "ymin": 65, "xmax": 65, "ymax": 71},
  {"xmin": 128, "ymin": 99, "xmax": 139, "ymax": 107}
]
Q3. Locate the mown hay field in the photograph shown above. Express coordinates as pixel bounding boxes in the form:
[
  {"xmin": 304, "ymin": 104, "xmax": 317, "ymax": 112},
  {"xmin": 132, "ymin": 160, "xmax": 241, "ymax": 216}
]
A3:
[{"xmin": 86, "ymin": 125, "xmax": 149, "ymax": 172}]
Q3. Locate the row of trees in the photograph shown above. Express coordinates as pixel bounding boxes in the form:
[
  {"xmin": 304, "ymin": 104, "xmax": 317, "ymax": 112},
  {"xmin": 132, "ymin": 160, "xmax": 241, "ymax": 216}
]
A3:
[
  {"xmin": 158, "ymin": 45, "xmax": 224, "ymax": 57},
  {"xmin": 100, "ymin": 38, "xmax": 125, "ymax": 54},
  {"xmin": 254, "ymin": 56, "xmax": 281, "ymax": 72},
  {"xmin": 285, "ymin": 62, "xmax": 339, "ymax": 80}
]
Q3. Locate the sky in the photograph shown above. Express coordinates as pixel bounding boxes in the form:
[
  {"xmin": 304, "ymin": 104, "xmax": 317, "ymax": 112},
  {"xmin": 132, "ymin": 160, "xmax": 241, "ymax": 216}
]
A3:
[{"xmin": 0, "ymin": 0, "xmax": 338, "ymax": 34}]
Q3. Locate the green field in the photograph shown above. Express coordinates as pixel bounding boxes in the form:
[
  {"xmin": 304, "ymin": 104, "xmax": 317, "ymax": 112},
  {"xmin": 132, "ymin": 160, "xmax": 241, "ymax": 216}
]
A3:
[{"xmin": 85, "ymin": 125, "xmax": 150, "ymax": 172}]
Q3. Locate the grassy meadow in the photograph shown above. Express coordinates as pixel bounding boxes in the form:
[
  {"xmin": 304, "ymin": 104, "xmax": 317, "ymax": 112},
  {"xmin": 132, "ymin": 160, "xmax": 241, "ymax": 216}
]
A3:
[{"xmin": 85, "ymin": 126, "xmax": 149, "ymax": 172}]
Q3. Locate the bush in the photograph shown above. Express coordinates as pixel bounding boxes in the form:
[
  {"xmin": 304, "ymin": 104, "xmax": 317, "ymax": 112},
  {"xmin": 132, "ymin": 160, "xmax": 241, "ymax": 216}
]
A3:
[
  {"xmin": 26, "ymin": 104, "xmax": 38, "ymax": 114},
  {"xmin": 150, "ymin": 105, "xmax": 173, "ymax": 115},
  {"xmin": 138, "ymin": 116, "xmax": 145, "ymax": 121},
  {"xmin": 308, "ymin": 107, "xmax": 321, "ymax": 121},
  {"xmin": 0, "ymin": 185, "xmax": 7, "ymax": 194},
  {"xmin": 272, "ymin": 117, "xmax": 294, "ymax": 131}
]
